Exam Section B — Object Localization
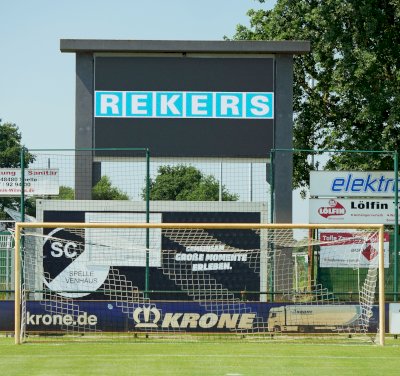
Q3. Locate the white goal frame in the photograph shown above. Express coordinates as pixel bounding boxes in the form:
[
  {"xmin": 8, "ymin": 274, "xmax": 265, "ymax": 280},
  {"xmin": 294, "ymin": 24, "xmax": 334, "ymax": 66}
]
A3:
[{"xmin": 14, "ymin": 222, "xmax": 386, "ymax": 345}]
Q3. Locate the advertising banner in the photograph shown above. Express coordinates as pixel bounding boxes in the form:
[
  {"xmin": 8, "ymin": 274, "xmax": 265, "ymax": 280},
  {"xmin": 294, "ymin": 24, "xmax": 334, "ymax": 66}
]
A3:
[
  {"xmin": 0, "ymin": 168, "xmax": 59, "ymax": 196},
  {"xmin": 309, "ymin": 198, "xmax": 399, "ymax": 224},
  {"xmin": 389, "ymin": 303, "xmax": 400, "ymax": 334},
  {"xmin": 42, "ymin": 209, "xmax": 261, "ymax": 301},
  {"xmin": 95, "ymin": 91, "xmax": 274, "ymax": 120},
  {"xmin": 319, "ymin": 231, "xmax": 390, "ymax": 268},
  {"xmin": 0, "ymin": 301, "xmax": 381, "ymax": 333},
  {"xmin": 310, "ymin": 171, "xmax": 399, "ymax": 197}
]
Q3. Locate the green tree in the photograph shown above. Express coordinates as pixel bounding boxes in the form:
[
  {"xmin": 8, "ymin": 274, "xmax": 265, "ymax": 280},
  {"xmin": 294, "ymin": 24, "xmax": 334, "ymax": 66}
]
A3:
[
  {"xmin": 143, "ymin": 165, "xmax": 239, "ymax": 201},
  {"xmin": 0, "ymin": 121, "xmax": 35, "ymax": 219},
  {"xmin": 92, "ymin": 176, "xmax": 129, "ymax": 200},
  {"xmin": 55, "ymin": 186, "xmax": 75, "ymax": 200},
  {"xmin": 233, "ymin": 0, "xmax": 400, "ymax": 193}
]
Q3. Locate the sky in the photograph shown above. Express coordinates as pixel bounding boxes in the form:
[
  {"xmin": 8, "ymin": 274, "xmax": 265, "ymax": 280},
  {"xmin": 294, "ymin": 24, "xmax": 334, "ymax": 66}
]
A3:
[{"xmin": 0, "ymin": 0, "xmax": 274, "ymax": 149}]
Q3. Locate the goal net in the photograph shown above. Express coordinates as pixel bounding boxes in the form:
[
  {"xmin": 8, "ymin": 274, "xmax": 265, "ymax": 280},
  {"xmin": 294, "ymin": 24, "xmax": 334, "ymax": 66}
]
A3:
[{"xmin": 13, "ymin": 222, "xmax": 385, "ymax": 345}]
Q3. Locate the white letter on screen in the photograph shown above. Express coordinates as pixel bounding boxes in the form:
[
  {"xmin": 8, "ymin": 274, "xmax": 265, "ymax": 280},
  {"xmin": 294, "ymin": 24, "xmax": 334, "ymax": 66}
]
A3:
[
  {"xmin": 191, "ymin": 95, "xmax": 208, "ymax": 115},
  {"xmin": 220, "ymin": 95, "xmax": 240, "ymax": 116},
  {"xmin": 131, "ymin": 95, "xmax": 149, "ymax": 115},
  {"xmin": 160, "ymin": 94, "xmax": 180, "ymax": 115},
  {"xmin": 250, "ymin": 95, "xmax": 270, "ymax": 116},
  {"xmin": 101, "ymin": 94, "xmax": 120, "ymax": 115}
]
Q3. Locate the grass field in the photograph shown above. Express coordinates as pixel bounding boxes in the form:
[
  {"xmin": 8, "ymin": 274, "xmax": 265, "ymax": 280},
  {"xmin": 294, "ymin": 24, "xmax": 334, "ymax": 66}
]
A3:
[{"xmin": 1, "ymin": 337, "xmax": 400, "ymax": 376}]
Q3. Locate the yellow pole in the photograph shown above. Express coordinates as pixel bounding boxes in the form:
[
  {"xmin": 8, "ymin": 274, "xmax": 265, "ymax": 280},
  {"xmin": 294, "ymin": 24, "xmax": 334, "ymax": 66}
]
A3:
[
  {"xmin": 14, "ymin": 223, "xmax": 21, "ymax": 345},
  {"xmin": 14, "ymin": 222, "xmax": 387, "ymax": 231}
]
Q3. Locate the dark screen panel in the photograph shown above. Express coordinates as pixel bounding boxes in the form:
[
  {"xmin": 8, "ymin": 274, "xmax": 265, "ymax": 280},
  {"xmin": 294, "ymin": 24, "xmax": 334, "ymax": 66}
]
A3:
[{"xmin": 94, "ymin": 57, "xmax": 274, "ymax": 157}]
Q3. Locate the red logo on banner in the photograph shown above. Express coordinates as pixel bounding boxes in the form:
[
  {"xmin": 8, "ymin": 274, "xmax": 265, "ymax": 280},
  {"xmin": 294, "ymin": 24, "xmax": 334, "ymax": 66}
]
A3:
[
  {"xmin": 362, "ymin": 241, "xmax": 378, "ymax": 261},
  {"xmin": 318, "ymin": 199, "xmax": 346, "ymax": 218}
]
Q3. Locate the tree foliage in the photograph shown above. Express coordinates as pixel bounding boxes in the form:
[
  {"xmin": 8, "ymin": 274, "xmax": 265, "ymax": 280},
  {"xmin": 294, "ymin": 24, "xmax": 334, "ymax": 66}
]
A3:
[
  {"xmin": 143, "ymin": 165, "xmax": 239, "ymax": 201},
  {"xmin": 55, "ymin": 186, "xmax": 75, "ymax": 200},
  {"xmin": 0, "ymin": 121, "xmax": 35, "ymax": 219},
  {"xmin": 0, "ymin": 122, "xmax": 35, "ymax": 168},
  {"xmin": 92, "ymin": 176, "xmax": 129, "ymax": 200},
  {"xmin": 233, "ymin": 0, "xmax": 400, "ymax": 192}
]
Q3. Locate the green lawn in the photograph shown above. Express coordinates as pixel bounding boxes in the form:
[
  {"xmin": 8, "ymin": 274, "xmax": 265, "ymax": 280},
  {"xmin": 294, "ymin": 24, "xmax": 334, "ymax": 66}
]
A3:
[{"xmin": 1, "ymin": 337, "xmax": 399, "ymax": 376}]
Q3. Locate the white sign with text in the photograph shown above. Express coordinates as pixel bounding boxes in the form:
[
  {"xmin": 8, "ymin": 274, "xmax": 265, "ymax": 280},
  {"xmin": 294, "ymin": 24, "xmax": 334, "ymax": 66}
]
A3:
[
  {"xmin": 0, "ymin": 169, "xmax": 59, "ymax": 196},
  {"xmin": 309, "ymin": 198, "xmax": 399, "ymax": 224},
  {"xmin": 310, "ymin": 171, "xmax": 399, "ymax": 197}
]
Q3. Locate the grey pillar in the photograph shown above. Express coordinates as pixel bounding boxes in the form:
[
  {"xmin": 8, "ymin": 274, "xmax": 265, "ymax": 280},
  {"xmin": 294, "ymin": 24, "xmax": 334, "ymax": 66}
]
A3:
[
  {"xmin": 274, "ymin": 54, "xmax": 293, "ymax": 223},
  {"xmin": 75, "ymin": 53, "xmax": 94, "ymax": 199}
]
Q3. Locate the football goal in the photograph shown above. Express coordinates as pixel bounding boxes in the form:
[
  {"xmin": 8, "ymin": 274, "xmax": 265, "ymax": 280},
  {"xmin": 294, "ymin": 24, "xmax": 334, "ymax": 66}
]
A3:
[{"xmin": 13, "ymin": 222, "xmax": 386, "ymax": 345}]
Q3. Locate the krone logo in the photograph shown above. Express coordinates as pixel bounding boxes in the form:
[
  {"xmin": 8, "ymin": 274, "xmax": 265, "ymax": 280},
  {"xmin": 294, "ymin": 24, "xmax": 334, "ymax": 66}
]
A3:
[{"xmin": 133, "ymin": 306, "xmax": 161, "ymax": 328}]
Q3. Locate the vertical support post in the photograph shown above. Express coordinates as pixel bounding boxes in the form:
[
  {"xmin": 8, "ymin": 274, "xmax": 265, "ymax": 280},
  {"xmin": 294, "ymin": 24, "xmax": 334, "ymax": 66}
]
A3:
[
  {"xmin": 394, "ymin": 152, "xmax": 398, "ymax": 302},
  {"xmin": 219, "ymin": 162, "xmax": 223, "ymax": 202},
  {"xmin": 14, "ymin": 223, "xmax": 21, "ymax": 345},
  {"xmin": 145, "ymin": 149, "xmax": 150, "ymax": 298},
  {"xmin": 249, "ymin": 162, "xmax": 253, "ymax": 202},
  {"xmin": 270, "ymin": 151, "xmax": 275, "ymax": 224},
  {"xmin": 379, "ymin": 224, "xmax": 385, "ymax": 346},
  {"xmin": 75, "ymin": 53, "xmax": 94, "ymax": 200},
  {"xmin": 269, "ymin": 151, "xmax": 275, "ymax": 302},
  {"xmin": 20, "ymin": 149, "xmax": 25, "ymax": 223},
  {"xmin": 274, "ymin": 54, "xmax": 293, "ymax": 224},
  {"xmin": 307, "ymin": 229, "xmax": 314, "ymax": 291},
  {"xmin": 5, "ymin": 235, "xmax": 10, "ymax": 300},
  {"xmin": 294, "ymin": 254, "xmax": 298, "ymax": 294}
]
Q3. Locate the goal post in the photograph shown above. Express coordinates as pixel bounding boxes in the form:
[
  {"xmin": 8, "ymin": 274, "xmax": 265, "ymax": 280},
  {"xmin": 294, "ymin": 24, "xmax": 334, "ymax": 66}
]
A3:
[{"xmin": 14, "ymin": 222, "xmax": 386, "ymax": 345}]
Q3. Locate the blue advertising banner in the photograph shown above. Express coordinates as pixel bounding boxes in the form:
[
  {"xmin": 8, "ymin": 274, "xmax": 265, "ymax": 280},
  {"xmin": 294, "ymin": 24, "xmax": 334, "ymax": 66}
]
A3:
[
  {"xmin": 95, "ymin": 91, "xmax": 274, "ymax": 119},
  {"xmin": 0, "ymin": 301, "xmax": 381, "ymax": 333}
]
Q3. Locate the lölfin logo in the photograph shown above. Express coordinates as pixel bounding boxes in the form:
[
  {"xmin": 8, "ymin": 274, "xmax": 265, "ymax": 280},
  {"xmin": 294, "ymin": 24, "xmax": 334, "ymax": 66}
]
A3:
[{"xmin": 318, "ymin": 199, "xmax": 346, "ymax": 218}]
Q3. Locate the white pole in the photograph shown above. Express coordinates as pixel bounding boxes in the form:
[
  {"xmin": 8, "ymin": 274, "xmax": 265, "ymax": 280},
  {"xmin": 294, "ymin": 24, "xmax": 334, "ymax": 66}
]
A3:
[
  {"xmin": 294, "ymin": 254, "xmax": 298, "ymax": 293},
  {"xmin": 219, "ymin": 162, "xmax": 223, "ymax": 201},
  {"xmin": 14, "ymin": 223, "xmax": 21, "ymax": 345},
  {"xmin": 378, "ymin": 225, "xmax": 385, "ymax": 346},
  {"xmin": 249, "ymin": 163, "xmax": 253, "ymax": 202}
]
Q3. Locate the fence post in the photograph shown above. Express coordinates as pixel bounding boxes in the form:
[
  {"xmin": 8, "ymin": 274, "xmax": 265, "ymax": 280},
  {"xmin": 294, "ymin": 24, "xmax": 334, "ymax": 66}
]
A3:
[
  {"xmin": 394, "ymin": 151, "xmax": 398, "ymax": 302},
  {"xmin": 145, "ymin": 149, "xmax": 150, "ymax": 298},
  {"xmin": 20, "ymin": 148, "xmax": 25, "ymax": 223},
  {"xmin": 269, "ymin": 150, "xmax": 275, "ymax": 301}
]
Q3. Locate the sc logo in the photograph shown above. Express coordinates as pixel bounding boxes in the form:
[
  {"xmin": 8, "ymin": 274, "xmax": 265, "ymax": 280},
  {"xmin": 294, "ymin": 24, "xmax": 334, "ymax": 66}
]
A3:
[
  {"xmin": 44, "ymin": 227, "xmax": 81, "ymax": 260},
  {"xmin": 50, "ymin": 241, "xmax": 78, "ymax": 259}
]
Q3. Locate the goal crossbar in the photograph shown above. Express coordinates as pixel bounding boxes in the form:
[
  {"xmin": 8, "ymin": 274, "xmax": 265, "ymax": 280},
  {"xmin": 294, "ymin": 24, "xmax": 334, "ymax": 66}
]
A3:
[{"xmin": 14, "ymin": 222, "xmax": 386, "ymax": 345}]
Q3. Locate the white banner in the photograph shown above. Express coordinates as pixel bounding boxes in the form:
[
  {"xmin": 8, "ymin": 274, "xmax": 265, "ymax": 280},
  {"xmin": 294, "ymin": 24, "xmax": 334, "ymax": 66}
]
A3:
[
  {"xmin": 319, "ymin": 231, "xmax": 389, "ymax": 268},
  {"xmin": 0, "ymin": 169, "xmax": 59, "ymax": 196},
  {"xmin": 309, "ymin": 198, "xmax": 399, "ymax": 224},
  {"xmin": 310, "ymin": 171, "xmax": 399, "ymax": 197}
]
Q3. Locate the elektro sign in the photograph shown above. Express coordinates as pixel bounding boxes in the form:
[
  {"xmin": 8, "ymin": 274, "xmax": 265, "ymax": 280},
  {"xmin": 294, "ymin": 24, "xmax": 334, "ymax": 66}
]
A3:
[
  {"xmin": 94, "ymin": 56, "xmax": 274, "ymax": 158},
  {"xmin": 310, "ymin": 171, "xmax": 400, "ymax": 197}
]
